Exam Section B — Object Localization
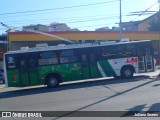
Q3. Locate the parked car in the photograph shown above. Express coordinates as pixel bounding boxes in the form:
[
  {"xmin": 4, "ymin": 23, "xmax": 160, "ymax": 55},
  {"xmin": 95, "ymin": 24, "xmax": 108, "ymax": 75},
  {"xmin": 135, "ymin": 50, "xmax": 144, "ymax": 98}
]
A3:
[{"xmin": 0, "ymin": 73, "xmax": 4, "ymax": 84}]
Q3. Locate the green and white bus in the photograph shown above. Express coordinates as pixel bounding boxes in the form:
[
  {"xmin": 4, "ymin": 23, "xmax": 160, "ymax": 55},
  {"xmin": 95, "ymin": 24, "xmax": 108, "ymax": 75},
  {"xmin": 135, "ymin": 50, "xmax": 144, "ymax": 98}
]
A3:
[{"xmin": 4, "ymin": 40, "xmax": 156, "ymax": 87}]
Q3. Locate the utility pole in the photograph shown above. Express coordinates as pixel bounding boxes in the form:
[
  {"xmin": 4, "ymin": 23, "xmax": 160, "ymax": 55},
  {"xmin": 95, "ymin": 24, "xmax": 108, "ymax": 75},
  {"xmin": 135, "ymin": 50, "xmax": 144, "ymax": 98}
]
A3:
[
  {"xmin": 158, "ymin": 0, "xmax": 160, "ymax": 71},
  {"xmin": 159, "ymin": 0, "xmax": 160, "ymax": 11},
  {"xmin": 119, "ymin": 0, "xmax": 122, "ymax": 42},
  {"xmin": 159, "ymin": 0, "xmax": 160, "ymax": 25}
]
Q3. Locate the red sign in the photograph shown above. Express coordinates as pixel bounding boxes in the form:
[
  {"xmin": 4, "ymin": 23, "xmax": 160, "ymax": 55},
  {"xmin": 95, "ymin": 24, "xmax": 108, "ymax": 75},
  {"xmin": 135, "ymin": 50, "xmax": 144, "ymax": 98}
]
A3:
[{"xmin": 126, "ymin": 58, "xmax": 138, "ymax": 63}]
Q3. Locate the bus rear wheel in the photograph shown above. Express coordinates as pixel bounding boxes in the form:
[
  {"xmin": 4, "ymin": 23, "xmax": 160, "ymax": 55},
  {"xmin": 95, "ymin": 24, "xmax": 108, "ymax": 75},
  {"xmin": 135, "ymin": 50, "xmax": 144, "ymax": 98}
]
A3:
[
  {"xmin": 46, "ymin": 75, "xmax": 59, "ymax": 88},
  {"xmin": 121, "ymin": 67, "xmax": 133, "ymax": 79}
]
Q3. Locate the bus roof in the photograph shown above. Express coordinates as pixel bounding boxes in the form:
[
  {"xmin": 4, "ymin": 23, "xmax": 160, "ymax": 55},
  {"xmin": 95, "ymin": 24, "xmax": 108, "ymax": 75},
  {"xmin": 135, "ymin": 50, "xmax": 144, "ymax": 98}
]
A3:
[{"xmin": 5, "ymin": 40, "xmax": 151, "ymax": 55}]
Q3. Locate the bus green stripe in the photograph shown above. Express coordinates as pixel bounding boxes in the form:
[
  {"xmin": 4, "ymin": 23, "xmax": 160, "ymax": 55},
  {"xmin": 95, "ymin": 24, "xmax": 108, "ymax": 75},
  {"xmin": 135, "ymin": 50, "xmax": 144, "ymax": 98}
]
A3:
[
  {"xmin": 98, "ymin": 60, "xmax": 116, "ymax": 77},
  {"xmin": 98, "ymin": 61, "xmax": 111, "ymax": 77},
  {"xmin": 105, "ymin": 60, "xmax": 117, "ymax": 76}
]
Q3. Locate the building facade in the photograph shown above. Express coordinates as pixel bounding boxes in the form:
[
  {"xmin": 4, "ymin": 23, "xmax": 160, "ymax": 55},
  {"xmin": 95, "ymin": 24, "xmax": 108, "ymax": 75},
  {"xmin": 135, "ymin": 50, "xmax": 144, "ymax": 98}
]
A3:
[
  {"xmin": 122, "ymin": 12, "xmax": 160, "ymax": 31},
  {"xmin": 0, "ymin": 34, "xmax": 7, "ymax": 61},
  {"xmin": 23, "ymin": 24, "xmax": 50, "ymax": 32},
  {"xmin": 49, "ymin": 23, "xmax": 70, "ymax": 31},
  {"xmin": 8, "ymin": 31, "xmax": 160, "ymax": 49}
]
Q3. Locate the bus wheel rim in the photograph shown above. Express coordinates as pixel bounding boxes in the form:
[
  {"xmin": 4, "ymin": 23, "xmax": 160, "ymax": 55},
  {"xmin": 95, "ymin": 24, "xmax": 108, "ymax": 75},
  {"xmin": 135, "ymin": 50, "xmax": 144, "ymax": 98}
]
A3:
[
  {"xmin": 125, "ymin": 69, "xmax": 131, "ymax": 77},
  {"xmin": 50, "ymin": 78, "xmax": 57, "ymax": 85}
]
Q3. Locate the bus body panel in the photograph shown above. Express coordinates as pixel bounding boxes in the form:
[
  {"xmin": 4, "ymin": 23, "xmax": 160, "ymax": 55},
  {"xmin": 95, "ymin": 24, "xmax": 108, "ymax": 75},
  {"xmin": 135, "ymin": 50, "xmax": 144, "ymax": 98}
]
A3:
[
  {"xmin": 108, "ymin": 57, "xmax": 139, "ymax": 76},
  {"xmin": 81, "ymin": 67, "xmax": 90, "ymax": 79},
  {"xmin": 4, "ymin": 40, "xmax": 156, "ymax": 88},
  {"xmin": 38, "ymin": 63, "xmax": 82, "ymax": 83},
  {"xmin": 97, "ymin": 60, "xmax": 117, "ymax": 77},
  {"xmin": 89, "ymin": 65, "xmax": 98, "ymax": 78},
  {"xmin": 7, "ymin": 69, "xmax": 21, "ymax": 87},
  {"xmin": 29, "ymin": 70, "xmax": 39, "ymax": 85}
]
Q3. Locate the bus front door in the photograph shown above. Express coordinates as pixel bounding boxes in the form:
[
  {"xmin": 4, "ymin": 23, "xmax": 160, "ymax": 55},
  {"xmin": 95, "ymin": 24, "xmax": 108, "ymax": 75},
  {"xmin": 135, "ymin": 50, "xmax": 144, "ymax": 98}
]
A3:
[
  {"xmin": 18, "ymin": 54, "xmax": 39, "ymax": 86},
  {"xmin": 18, "ymin": 54, "xmax": 30, "ymax": 86}
]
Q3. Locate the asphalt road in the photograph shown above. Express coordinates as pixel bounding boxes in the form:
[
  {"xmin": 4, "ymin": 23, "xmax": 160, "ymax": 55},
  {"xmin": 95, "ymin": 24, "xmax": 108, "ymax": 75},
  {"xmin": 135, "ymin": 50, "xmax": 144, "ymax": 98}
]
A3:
[{"xmin": 0, "ymin": 72, "xmax": 160, "ymax": 120}]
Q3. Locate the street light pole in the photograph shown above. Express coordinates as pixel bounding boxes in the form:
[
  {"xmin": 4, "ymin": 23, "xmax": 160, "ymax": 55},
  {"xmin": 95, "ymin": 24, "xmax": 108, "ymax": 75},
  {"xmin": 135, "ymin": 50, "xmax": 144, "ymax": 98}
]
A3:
[
  {"xmin": 158, "ymin": 0, "xmax": 160, "ymax": 54},
  {"xmin": 159, "ymin": 0, "xmax": 160, "ymax": 11},
  {"xmin": 119, "ymin": 0, "xmax": 122, "ymax": 42}
]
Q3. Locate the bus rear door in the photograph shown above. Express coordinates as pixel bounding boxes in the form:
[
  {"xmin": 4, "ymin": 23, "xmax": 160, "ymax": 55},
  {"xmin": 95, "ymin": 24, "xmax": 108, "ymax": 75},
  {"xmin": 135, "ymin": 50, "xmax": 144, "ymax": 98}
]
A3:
[
  {"xmin": 138, "ymin": 48, "xmax": 154, "ymax": 73},
  {"xmin": 145, "ymin": 49, "xmax": 154, "ymax": 72},
  {"xmin": 81, "ymin": 49, "xmax": 98, "ymax": 79}
]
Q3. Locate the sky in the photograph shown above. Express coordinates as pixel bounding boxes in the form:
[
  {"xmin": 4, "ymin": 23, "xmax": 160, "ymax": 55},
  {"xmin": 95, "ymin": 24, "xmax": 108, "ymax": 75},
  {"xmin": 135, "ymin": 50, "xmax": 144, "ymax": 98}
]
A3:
[{"xmin": 0, "ymin": 0, "xmax": 159, "ymax": 34}]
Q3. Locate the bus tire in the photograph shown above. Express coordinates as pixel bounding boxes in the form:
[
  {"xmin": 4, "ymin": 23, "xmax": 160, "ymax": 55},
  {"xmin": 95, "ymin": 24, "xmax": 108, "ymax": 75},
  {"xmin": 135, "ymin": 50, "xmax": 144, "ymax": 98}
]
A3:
[
  {"xmin": 46, "ymin": 75, "xmax": 59, "ymax": 88},
  {"xmin": 121, "ymin": 67, "xmax": 134, "ymax": 79}
]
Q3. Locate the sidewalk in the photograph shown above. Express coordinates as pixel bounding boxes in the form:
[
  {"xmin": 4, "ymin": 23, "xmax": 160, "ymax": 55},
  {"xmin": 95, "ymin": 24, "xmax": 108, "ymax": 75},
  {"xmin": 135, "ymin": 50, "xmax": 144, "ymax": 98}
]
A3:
[
  {"xmin": 135, "ymin": 69, "xmax": 160, "ymax": 78},
  {"xmin": 0, "ymin": 84, "xmax": 5, "ymax": 89}
]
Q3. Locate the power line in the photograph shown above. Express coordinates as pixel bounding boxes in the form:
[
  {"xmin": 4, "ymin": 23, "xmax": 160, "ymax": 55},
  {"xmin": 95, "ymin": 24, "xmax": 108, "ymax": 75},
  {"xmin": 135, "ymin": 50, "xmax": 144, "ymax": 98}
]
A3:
[
  {"xmin": 0, "ymin": 22, "xmax": 117, "ymax": 31},
  {"xmin": 66, "ymin": 17, "xmax": 119, "ymax": 24},
  {"xmin": 0, "ymin": 0, "xmax": 119, "ymax": 16},
  {"xmin": 3, "ymin": 12, "xmax": 137, "ymax": 25},
  {"xmin": 76, "ymin": 23, "xmax": 117, "ymax": 29},
  {"xmin": 0, "ymin": 4, "xmax": 118, "ymax": 19},
  {"xmin": 0, "ymin": 2, "xmax": 120, "ymax": 21},
  {"xmin": 131, "ymin": 1, "xmax": 159, "ymax": 21},
  {"xmin": 1, "ymin": 18, "xmax": 118, "ymax": 30},
  {"xmin": 0, "ymin": 0, "xmax": 145, "ymax": 26},
  {"xmin": 0, "ymin": 0, "xmax": 150, "ymax": 33},
  {"xmin": 0, "ymin": 13, "xmax": 137, "ymax": 31},
  {"xmin": 3, "ymin": 15, "xmax": 119, "ymax": 24},
  {"xmin": 0, "ymin": 0, "xmax": 144, "ymax": 17}
]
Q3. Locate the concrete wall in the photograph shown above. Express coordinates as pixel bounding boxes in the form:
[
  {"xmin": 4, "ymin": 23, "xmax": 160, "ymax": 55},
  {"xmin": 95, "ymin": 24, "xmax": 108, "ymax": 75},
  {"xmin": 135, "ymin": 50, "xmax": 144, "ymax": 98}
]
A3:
[{"xmin": 9, "ymin": 31, "xmax": 160, "ymax": 42}]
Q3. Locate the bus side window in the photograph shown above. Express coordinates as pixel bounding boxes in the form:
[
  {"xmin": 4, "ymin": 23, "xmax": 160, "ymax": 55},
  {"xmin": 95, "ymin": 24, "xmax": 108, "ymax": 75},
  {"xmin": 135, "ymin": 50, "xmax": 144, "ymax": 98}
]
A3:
[
  {"xmin": 126, "ymin": 45, "xmax": 135, "ymax": 56},
  {"xmin": 101, "ymin": 46, "xmax": 117, "ymax": 59},
  {"xmin": 82, "ymin": 54, "xmax": 87, "ymax": 62},
  {"xmin": 89, "ymin": 53, "xmax": 96, "ymax": 65},
  {"xmin": 29, "ymin": 59, "xmax": 36, "ymax": 72},
  {"xmin": 20, "ymin": 60, "xmax": 27, "ymax": 74},
  {"xmin": 38, "ymin": 51, "xmax": 58, "ymax": 66},
  {"xmin": 82, "ymin": 54, "xmax": 88, "ymax": 66},
  {"xmin": 60, "ymin": 50, "xmax": 78, "ymax": 64},
  {"xmin": 117, "ymin": 45, "xmax": 127, "ymax": 57},
  {"xmin": 117, "ymin": 45, "xmax": 135, "ymax": 57}
]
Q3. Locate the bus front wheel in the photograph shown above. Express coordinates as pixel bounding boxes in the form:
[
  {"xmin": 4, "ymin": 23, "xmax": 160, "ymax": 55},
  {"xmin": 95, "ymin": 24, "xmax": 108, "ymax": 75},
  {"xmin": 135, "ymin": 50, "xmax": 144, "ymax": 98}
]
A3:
[
  {"xmin": 46, "ymin": 75, "xmax": 59, "ymax": 88},
  {"xmin": 121, "ymin": 67, "xmax": 133, "ymax": 79}
]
